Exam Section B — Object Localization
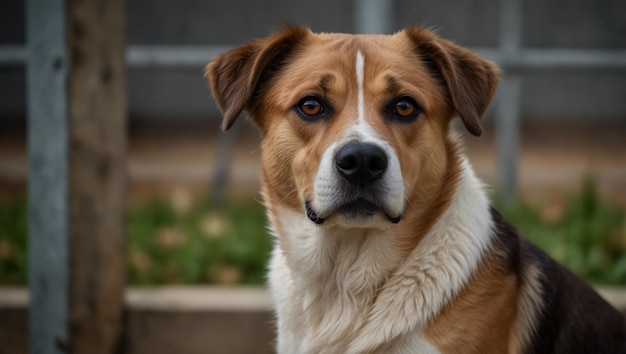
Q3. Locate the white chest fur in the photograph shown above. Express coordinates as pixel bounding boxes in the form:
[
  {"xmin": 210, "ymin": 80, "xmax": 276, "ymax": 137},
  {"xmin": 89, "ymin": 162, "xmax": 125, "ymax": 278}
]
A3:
[{"xmin": 267, "ymin": 159, "xmax": 493, "ymax": 353}]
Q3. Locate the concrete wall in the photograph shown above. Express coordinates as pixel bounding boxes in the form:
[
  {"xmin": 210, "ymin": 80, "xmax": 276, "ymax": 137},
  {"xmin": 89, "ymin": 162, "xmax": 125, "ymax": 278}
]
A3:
[{"xmin": 1, "ymin": 0, "xmax": 625, "ymax": 125}]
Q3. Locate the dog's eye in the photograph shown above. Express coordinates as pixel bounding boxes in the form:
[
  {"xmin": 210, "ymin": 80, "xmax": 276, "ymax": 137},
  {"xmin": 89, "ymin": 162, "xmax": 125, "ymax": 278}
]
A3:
[
  {"xmin": 301, "ymin": 99, "xmax": 323, "ymax": 116},
  {"xmin": 390, "ymin": 96, "xmax": 421, "ymax": 121},
  {"xmin": 395, "ymin": 100, "xmax": 415, "ymax": 117},
  {"xmin": 296, "ymin": 96, "xmax": 326, "ymax": 120}
]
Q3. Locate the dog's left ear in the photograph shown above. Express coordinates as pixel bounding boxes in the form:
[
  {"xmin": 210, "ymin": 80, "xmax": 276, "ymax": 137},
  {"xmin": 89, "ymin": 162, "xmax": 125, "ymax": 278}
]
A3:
[
  {"xmin": 205, "ymin": 26, "xmax": 311, "ymax": 131},
  {"xmin": 404, "ymin": 28, "xmax": 499, "ymax": 136}
]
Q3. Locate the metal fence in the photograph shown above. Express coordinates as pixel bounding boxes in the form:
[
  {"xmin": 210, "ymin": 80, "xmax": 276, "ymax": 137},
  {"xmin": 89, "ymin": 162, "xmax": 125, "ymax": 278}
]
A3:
[{"xmin": 2, "ymin": 0, "xmax": 626, "ymax": 198}]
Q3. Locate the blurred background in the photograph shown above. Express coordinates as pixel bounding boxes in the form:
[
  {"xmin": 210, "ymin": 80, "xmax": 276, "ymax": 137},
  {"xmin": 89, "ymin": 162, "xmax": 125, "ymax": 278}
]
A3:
[
  {"xmin": 2, "ymin": 0, "xmax": 625, "ymax": 199},
  {"xmin": 0, "ymin": 0, "xmax": 625, "ymax": 353}
]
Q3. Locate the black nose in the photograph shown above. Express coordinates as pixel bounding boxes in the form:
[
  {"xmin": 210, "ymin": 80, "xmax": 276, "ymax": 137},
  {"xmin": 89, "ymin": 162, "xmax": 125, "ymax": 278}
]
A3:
[{"xmin": 335, "ymin": 142, "xmax": 388, "ymax": 185}]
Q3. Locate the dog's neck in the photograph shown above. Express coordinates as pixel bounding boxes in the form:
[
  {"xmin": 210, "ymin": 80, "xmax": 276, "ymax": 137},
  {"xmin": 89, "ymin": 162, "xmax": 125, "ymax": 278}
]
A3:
[
  {"xmin": 267, "ymin": 202, "xmax": 405, "ymax": 351},
  {"xmin": 266, "ymin": 153, "xmax": 494, "ymax": 352}
]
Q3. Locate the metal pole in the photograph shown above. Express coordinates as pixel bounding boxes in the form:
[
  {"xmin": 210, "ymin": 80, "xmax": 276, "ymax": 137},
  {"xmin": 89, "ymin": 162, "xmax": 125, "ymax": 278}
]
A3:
[
  {"xmin": 26, "ymin": 0, "xmax": 69, "ymax": 352},
  {"xmin": 356, "ymin": 0, "xmax": 393, "ymax": 34},
  {"xmin": 496, "ymin": 76, "xmax": 522, "ymax": 200},
  {"xmin": 4, "ymin": 45, "xmax": 626, "ymax": 71},
  {"xmin": 126, "ymin": 45, "xmax": 231, "ymax": 69},
  {"xmin": 209, "ymin": 121, "xmax": 242, "ymax": 207},
  {"xmin": 496, "ymin": 0, "xmax": 523, "ymax": 201}
]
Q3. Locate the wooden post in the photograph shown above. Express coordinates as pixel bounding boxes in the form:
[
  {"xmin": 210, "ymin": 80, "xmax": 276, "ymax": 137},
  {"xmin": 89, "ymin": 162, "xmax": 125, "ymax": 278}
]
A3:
[
  {"xmin": 67, "ymin": 0, "xmax": 127, "ymax": 352},
  {"xmin": 27, "ymin": 0, "xmax": 127, "ymax": 352}
]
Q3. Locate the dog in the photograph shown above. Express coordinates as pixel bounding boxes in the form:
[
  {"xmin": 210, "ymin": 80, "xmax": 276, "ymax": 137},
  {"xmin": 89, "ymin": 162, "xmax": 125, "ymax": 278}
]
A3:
[{"xmin": 206, "ymin": 26, "xmax": 626, "ymax": 353}]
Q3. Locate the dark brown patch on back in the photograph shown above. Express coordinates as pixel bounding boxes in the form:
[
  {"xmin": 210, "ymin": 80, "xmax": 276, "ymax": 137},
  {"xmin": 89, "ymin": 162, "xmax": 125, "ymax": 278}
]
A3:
[
  {"xmin": 521, "ymin": 237, "xmax": 626, "ymax": 353},
  {"xmin": 486, "ymin": 208, "xmax": 626, "ymax": 353}
]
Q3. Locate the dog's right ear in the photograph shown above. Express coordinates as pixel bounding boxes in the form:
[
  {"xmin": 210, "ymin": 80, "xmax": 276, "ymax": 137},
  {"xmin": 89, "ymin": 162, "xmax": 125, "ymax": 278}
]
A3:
[{"xmin": 205, "ymin": 26, "xmax": 311, "ymax": 131}]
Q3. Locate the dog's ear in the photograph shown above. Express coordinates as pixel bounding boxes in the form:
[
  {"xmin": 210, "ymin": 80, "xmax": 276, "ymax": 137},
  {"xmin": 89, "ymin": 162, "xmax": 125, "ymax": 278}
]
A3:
[
  {"xmin": 404, "ymin": 28, "xmax": 499, "ymax": 136},
  {"xmin": 205, "ymin": 26, "xmax": 311, "ymax": 131}
]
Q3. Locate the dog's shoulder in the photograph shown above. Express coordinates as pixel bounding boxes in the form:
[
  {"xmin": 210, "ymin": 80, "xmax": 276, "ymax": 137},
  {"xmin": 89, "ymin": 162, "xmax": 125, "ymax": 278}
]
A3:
[
  {"xmin": 490, "ymin": 207, "xmax": 626, "ymax": 353},
  {"xmin": 524, "ymin": 239, "xmax": 626, "ymax": 353}
]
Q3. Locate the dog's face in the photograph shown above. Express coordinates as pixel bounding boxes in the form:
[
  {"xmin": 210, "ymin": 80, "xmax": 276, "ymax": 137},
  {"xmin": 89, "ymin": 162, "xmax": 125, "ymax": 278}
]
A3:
[{"xmin": 207, "ymin": 27, "xmax": 498, "ymax": 230}]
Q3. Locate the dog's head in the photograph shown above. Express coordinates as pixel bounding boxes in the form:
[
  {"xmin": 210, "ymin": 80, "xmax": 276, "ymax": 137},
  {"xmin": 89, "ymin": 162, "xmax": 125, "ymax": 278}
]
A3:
[{"xmin": 206, "ymin": 26, "xmax": 498, "ymax": 230}]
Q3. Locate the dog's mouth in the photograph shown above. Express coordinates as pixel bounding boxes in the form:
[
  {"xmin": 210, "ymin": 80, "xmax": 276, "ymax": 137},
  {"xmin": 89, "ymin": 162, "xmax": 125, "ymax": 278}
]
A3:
[{"xmin": 305, "ymin": 199, "xmax": 403, "ymax": 225}]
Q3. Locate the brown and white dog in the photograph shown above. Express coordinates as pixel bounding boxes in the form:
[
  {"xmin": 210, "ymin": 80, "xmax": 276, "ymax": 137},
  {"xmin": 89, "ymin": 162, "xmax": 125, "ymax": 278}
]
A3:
[{"xmin": 206, "ymin": 26, "xmax": 626, "ymax": 353}]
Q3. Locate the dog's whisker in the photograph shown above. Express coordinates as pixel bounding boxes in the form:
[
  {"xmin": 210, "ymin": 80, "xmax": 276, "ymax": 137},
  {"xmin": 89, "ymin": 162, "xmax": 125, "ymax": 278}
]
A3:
[{"xmin": 280, "ymin": 188, "xmax": 298, "ymax": 204}]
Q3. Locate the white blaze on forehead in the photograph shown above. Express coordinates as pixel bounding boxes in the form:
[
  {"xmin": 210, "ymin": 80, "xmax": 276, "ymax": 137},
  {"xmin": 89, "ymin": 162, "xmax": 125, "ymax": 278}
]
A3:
[
  {"xmin": 351, "ymin": 50, "xmax": 378, "ymax": 141},
  {"xmin": 356, "ymin": 50, "xmax": 365, "ymax": 125},
  {"xmin": 309, "ymin": 49, "xmax": 405, "ymax": 223}
]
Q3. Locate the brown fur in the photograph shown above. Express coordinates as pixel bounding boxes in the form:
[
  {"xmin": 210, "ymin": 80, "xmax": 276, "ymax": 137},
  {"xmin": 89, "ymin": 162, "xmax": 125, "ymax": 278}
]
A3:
[
  {"xmin": 395, "ymin": 136, "xmax": 462, "ymax": 256},
  {"xmin": 205, "ymin": 26, "xmax": 312, "ymax": 131},
  {"xmin": 425, "ymin": 252, "xmax": 519, "ymax": 353}
]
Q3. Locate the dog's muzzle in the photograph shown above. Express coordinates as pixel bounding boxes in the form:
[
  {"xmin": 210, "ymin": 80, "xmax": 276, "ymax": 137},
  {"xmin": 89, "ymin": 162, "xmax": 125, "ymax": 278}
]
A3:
[{"xmin": 306, "ymin": 141, "xmax": 404, "ymax": 225}]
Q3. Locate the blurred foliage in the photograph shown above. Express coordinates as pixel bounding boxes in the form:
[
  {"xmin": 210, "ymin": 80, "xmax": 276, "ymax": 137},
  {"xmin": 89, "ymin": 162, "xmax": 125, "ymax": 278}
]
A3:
[
  {"xmin": 493, "ymin": 177, "xmax": 626, "ymax": 285},
  {"xmin": 127, "ymin": 198, "xmax": 271, "ymax": 285},
  {"xmin": 0, "ymin": 178, "xmax": 625, "ymax": 286},
  {"xmin": 0, "ymin": 199, "xmax": 28, "ymax": 284}
]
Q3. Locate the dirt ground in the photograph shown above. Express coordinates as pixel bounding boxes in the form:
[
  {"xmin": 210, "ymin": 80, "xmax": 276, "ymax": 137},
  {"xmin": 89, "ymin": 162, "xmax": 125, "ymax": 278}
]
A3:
[{"xmin": 0, "ymin": 120, "xmax": 625, "ymax": 210}]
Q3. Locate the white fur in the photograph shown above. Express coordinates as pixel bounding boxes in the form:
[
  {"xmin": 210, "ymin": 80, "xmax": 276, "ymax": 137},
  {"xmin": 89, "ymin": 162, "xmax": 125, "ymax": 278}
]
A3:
[
  {"xmin": 269, "ymin": 157, "xmax": 494, "ymax": 353},
  {"xmin": 269, "ymin": 208, "xmax": 404, "ymax": 353},
  {"xmin": 356, "ymin": 50, "xmax": 365, "ymax": 125}
]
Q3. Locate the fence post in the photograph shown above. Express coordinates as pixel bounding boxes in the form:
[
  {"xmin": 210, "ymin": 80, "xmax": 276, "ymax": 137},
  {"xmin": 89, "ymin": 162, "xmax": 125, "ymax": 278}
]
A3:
[
  {"xmin": 27, "ymin": 0, "xmax": 69, "ymax": 352},
  {"xmin": 497, "ymin": 0, "xmax": 523, "ymax": 201},
  {"xmin": 66, "ymin": 0, "xmax": 127, "ymax": 352},
  {"xmin": 355, "ymin": 0, "xmax": 393, "ymax": 34},
  {"xmin": 27, "ymin": 0, "xmax": 127, "ymax": 352},
  {"xmin": 210, "ymin": 121, "xmax": 241, "ymax": 207}
]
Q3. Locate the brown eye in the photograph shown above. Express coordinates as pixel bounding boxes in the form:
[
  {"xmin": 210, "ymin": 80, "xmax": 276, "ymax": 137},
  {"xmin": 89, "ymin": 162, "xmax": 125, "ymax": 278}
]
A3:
[
  {"xmin": 300, "ymin": 98, "xmax": 322, "ymax": 116},
  {"xmin": 296, "ymin": 96, "xmax": 327, "ymax": 120},
  {"xmin": 394, "ymin": 99, "xmax": 415, "ymax": 117},
  {"xmin": 389, "ymin": 96, "xmax": 421, "ymax": 122}
]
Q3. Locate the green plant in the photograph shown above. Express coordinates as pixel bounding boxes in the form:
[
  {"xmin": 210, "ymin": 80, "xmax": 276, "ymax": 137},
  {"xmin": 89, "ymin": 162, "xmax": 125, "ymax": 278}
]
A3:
[
  {"xmin": 0, "ymin": 178, "xmax": 624, "ymax": 286},
  {"xmin": 0, "ymin": 199, "xmax": 28, "ymax": 284},
  {"xmin": 494, "ymin": 177, "xmax": 626, "ymax": 285},
  {"xmin": 127, "ymin": 198, "xmax": 271, "ymax": 285}
]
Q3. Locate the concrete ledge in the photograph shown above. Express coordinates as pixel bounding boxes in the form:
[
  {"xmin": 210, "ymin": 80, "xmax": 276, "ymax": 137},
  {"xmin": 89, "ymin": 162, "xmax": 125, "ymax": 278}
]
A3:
[
  {"xmin": 124, "ymin": 286, "xmax": 274, "ymax": 354},
  {"xmin": 125, "ymin": 286, "xmax": 272, "ymax": 311},
  {"xmin": 1, "ymin": 285, "xmax": 626, "ymax": 354},
  {"xmin": 0, "ymin": 286, "xmax": 275, "ymax": 354}
]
